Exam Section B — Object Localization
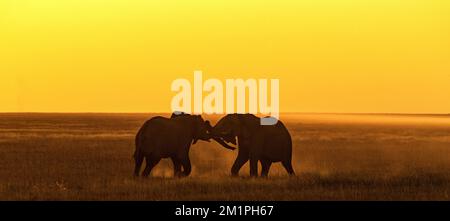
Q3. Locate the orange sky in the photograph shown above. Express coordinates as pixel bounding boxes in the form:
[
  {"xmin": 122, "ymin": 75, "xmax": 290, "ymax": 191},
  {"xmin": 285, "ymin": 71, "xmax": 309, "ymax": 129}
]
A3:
[{"xmin": 1, "ymin": 0, "xmax": 449, "ymax": 113}]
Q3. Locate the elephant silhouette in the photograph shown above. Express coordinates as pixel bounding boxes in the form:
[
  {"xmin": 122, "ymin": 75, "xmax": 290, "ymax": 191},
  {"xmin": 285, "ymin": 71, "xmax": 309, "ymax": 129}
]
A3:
[
  {"xmin": 210, "ymin": 114, "xmax": 295, "ymax": 177},
  {"xmin": 171, "ymin": 112, "xmax": 236, "ymax": 151},
  {"xmin": 134, "ymin": 113, "xmax": 212, "ymax": 177}
]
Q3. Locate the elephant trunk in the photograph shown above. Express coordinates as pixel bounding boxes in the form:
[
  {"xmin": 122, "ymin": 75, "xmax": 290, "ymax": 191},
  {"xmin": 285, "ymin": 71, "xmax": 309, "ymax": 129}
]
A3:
[
  {"xmin": 205, "ymin": 122, "xmax": 236, "ymax": 151},
  {"xmin": 209, "ymin": 131, "xmax": 236, "ymax": 150},
  {"xmin": 212, "ymin": 137, "xmax": 236, "ymax": 150}
]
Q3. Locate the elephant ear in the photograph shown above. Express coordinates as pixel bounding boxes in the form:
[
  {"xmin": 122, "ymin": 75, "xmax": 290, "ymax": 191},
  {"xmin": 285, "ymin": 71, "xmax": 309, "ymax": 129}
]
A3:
[
  {"xmin": 236, "ymin": 114, "xmax": 252, "ymax": 139},
  {"xmin": 191, "ymin": 115, "xmax": 201, "ymax": 144}
]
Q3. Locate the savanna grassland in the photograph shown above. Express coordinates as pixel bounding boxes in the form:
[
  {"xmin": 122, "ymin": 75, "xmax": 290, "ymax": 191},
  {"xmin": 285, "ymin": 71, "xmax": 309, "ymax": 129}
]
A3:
[{"xmin": 1, "ymin": 113, "xmax": 450, "ymax": 200}]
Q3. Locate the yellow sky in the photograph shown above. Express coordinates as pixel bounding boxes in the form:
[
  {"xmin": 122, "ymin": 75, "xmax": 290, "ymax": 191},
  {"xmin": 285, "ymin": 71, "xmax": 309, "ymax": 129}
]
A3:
[{"xmin": 1, "ymin": 0, "xmax": 449, "ymax": 113}]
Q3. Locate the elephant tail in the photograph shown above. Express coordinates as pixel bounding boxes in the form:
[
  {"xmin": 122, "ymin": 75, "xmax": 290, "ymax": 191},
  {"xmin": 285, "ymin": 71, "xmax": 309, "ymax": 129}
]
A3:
[
  {"xmin": 133, "ymin": 130, "xmax": 145, "ymax": 176},
  {"xmin": 134, "ymin": 127, "xmax": 144, "ymax": 159},
  {"xmin": 133, "ymin": 148, "xmax": 143, "ymax": 161}
]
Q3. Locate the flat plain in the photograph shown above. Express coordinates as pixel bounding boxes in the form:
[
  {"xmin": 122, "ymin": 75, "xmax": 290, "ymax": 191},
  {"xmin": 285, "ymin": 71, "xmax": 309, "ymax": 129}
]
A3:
[{"xmin": 1, "ymin": 113, "xmax": 450, "ymax": 200}]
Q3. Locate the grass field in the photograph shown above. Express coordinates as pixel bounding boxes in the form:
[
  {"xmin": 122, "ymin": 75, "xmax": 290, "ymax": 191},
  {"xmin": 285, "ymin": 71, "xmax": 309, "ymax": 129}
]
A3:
[{"xmin": 1, "ymin": 113, "xmax": 450, "ymax": 200}]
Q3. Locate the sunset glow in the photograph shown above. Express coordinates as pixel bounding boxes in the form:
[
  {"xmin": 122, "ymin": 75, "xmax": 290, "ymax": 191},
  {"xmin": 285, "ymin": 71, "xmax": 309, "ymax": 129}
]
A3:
[{"xmin": 1, "ymin": 0, "xmax": 449, "ymax": 113}]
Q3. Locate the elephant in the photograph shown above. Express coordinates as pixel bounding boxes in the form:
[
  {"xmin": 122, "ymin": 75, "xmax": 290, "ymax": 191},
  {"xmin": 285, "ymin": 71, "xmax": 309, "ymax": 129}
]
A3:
[
  {"xmin": 210, "ymin": 114, "xmax": 295, "ymax": 177},
  {"xmin": 133, "ymin": 114, "xmax": 212, "ymax": 177},
  {"xmin": 171, "ymin": 112, "xmax": 237, "ymax": 151}
]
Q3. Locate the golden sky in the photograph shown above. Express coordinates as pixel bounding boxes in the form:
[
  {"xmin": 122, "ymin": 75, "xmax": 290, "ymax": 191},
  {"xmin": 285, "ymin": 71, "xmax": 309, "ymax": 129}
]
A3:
[{"xmin": 1, "ymin": 0, "xmax": 449, "ymax": 113}]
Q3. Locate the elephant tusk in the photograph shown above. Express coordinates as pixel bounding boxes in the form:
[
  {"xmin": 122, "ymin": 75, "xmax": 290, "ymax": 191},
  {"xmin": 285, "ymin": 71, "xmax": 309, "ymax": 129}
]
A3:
[{"xmin": 213, "ymin": 138, "xmax": 237, "ymax": 150}]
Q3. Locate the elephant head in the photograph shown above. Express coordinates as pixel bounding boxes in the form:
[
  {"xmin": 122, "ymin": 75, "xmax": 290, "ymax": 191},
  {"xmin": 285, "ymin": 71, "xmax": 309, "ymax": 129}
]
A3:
[
  {"xmin": 171, "ymin": 112, "xmax": 211, "ymax": 144},
  {"xmin": 191, "ymin": 115, "xmax": 213, "ymax": 144},
  {"xmin": 209, "ymin": 114, "xmax": 260, "ymax": 149},
  {"xmin": 171, "ymin": 112, "xmax": 236, "ymax": 150}
]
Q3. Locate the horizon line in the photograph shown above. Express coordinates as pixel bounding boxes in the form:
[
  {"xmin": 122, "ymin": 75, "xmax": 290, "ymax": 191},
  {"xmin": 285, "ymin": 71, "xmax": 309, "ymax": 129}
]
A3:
[{"xmin": 0, "ymin": 112, "xmax": 449, "ymax": 116}]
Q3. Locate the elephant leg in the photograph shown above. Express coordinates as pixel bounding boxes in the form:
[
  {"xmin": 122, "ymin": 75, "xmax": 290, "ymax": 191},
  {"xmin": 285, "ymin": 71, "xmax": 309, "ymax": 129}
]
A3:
[
  {"xmin": 171, "ymin": 157, "xmax": 182, "ymax": 177},
  {"xmin": 249, "ymin": 157, "xmax": 259, "ymax": 177},
  {"xmin": 282, "ymin": 160, "xmax": 295, "ymax": 176},
  {"xmin": 261, "ymin": 160, "xmax": 272, "ymax": 177},
  {"xmin": 231, "ymin": 154, "xmax": 248, "ymax": 177},
  {"xmin": 142, "ymin": 157, "xmax": 161, "ymax": 177},
  {"xmin": 180, "ymin": 157, "xmax": 192, "ymax": 177}
]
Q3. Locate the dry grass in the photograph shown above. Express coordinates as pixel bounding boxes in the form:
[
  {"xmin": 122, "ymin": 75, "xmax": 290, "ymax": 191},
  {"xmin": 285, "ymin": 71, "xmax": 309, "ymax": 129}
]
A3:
[{"xmin": 1, "ymin": 113, "xmax": 450, "ymax": 200}]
